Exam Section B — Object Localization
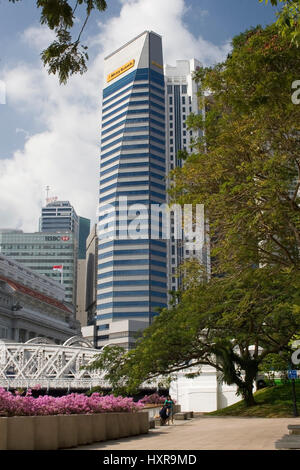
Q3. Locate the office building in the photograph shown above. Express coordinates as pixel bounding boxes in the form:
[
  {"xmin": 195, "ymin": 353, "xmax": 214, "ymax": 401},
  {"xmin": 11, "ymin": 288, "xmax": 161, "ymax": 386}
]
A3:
[
  {"xmin": 78, "ymin": 217, "xmax": 91, "ymax": 260},
  {"xmin": 164, "ymin": 59, "xmax": 210, "ymax": 296},
  {"xmin": 0, "ymin": 230, "xmax": 77, "ymax": 305},
  {"xmin": 97, "ymin": 31, "xmax": 167, "ymax": 349},
  {"xmin": 40, "ymin": 200, "xmax": 79, "ymax": 237}
]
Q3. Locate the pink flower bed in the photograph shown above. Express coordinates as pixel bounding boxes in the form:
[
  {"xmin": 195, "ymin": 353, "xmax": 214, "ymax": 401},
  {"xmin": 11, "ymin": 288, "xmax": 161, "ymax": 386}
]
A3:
[
  {"xmin": 0, "ymin": 388, "xmax": 144, "ymax": 417},
  {"xmin": 139, "ymin": 393, "xmax": 167, "ymax": 405}
]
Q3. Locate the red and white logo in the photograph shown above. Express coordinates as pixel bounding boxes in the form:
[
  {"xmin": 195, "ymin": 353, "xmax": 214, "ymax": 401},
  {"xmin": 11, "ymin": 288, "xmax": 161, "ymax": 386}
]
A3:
[{"xmin": 61, "ymin": 236, "xmax": 70, "ymax": 241}]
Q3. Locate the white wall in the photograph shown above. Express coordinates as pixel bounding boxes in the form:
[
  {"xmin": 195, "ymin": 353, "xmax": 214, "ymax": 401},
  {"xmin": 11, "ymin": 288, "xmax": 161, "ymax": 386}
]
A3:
[{"xmin": 169, "ymin": 366, "xmax": 240, "ymax": 412}]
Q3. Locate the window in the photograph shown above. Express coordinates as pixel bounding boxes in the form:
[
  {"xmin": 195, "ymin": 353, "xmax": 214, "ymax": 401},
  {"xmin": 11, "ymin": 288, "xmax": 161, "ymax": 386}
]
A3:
[
  {"xmin": 169, "ymin": 96, "xmax": 173, "ymax": 105},
  {"xmin": 182, "ymin": 96, "xmax": 185, "ymax": 104},
  {"xmin": 169, "ymin": 107, "xmax": 173, "ymax": 113},
  {"xmin": 170, "ymin": 131, "xmax": 173, "ymax": 136},
  {"xmin": 182, "ymin": 85, "xmax": 187, "ymax": 93},
  {"xmin": 167, "ymin": 85, "xmax": 173, "ymax": 94}
]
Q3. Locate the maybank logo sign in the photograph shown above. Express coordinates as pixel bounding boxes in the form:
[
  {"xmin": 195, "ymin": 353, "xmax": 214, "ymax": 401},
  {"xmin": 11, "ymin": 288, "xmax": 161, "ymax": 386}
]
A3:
[{"xmin": 107, "ymin": 59, "xmax": 135, "ymax": 83}]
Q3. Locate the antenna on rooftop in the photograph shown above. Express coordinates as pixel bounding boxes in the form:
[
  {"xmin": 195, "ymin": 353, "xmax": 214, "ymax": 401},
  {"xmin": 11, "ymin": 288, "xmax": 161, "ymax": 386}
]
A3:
[{"xmin": 45, "ymin": 185, "xmax": 50, "ymax": 205}]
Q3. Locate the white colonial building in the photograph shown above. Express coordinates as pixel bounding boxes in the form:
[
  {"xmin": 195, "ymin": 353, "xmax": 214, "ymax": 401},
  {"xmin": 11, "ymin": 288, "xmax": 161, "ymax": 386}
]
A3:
[{"xmin": 0, "ymin": 253, "xmax": 81, "ymax": 344}]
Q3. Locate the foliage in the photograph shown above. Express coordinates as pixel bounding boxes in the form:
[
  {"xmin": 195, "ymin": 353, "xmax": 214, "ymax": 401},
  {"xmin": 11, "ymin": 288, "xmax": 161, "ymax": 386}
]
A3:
[
  {"xmin": 0, "ymin": 388, "xmax": 143, "ymax": 416},
  {"xmin": 260, "ymin": 0, "xmax": 300, "ymax": 45},
  {"xmin": 139, "ymin": 393, "xmax": 168, "ymax": 405},
  {"xmin": 87, "ymin": 266, "xmax": 300, "ymax": 407},
  {"xmin": 170, "ymin": 23, "xmax": 300, "ymax": 275},
  {"xmin": 8, "ymin": 0, "xmax": 107, "ymax": 83}
]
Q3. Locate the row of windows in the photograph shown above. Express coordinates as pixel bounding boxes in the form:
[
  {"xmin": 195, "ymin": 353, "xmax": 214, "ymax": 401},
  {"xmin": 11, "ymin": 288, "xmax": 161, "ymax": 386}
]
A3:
[
  {"xmin": 102, "ymin": 99, "xmax": 164, "ymax": 122},
  {"xmin": 99, "ymin": 180, "xmax": 165, "ymax": 195},
  {"xmin": 97, "ymin": 291, "xmax": 167, "ymax": 300},
  {"xmin": 98, "ymin": 279, "xmax": 166, "ymax": 289},
  {"xmin": 98, "ymin": 239, "xmax": 166, "ymax": 249},
  {"xmin": 96, "ymin": 313, "xmax": 150, "ymax": 321},
  {"xmin": 101, "ymin": 134, "xmax": 165, "ymax": 153},
  {"xmin": 96, "ymin": 300, "xmax": 166, "ymax": 310},
  {"xmin": 102, "ymin": 82, "xmax": 164, "ymax": 107},
  {"xmin": 100, "ymin": 160, "xmax": 165, "ymax": 177},
  {"xmin": 101, "ymin": 142, "xmax": 165, "ymax": 161},
  {"xmin": 102, "ymin": 90, "xmax": 164, "ymax": 114},
  {"xmin": 98, "ymin": 249, "xmax": 166, "ymax": 259},
  {"xmin": 98, "ymin": 259, "xmax": 166, "ymax": 270},
  {"xmin": 97, "ymin": 269, "xmax": 167, "ymax": 279},
  {"xmin": 100, "ymin": 170, "xmax": 164, "ymax": 186},
  {"xmin": 101, "ymin": 125, "xmax": 164, "ymax": 145},
  {"xmin": 100, "ymin": 151, "xmax": 165, "ymax": 169},
  {"xmin": 167, "ymin": 84, "xmax": 187, "ymax": 94},
  {"xmin": 102, "ymin": 117, "xmax": 165, "ymax": 137},
  {"xmin": 1, "ymin": 245, "xmax": 73, "ymax": 250},
  {"xmin": 99, "ymin": 189, "xmax": 165, "ymax": 204},
  {"xmin": 101, "ymin": 108, "xmax": 164, "ymax": 130}
]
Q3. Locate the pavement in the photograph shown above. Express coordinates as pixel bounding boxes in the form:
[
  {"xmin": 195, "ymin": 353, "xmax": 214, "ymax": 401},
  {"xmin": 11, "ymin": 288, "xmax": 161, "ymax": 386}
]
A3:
[{"xmin": 73, "ymin": 415, "xmax": 300, "ymax": 450}]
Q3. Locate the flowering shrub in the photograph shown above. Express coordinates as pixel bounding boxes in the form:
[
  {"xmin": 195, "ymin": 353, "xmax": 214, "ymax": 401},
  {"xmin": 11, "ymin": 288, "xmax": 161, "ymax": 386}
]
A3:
[
  {"xmin": 0, "ymin": 388, "xmax": 144, "ymax": 417},
  {"xmin": 139, "ymin": 393, "xmax": 167, "ymax": 405}
]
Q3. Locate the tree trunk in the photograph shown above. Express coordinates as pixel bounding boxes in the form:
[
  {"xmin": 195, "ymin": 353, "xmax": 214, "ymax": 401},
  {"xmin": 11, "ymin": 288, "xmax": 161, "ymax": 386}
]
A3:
[
  {"xmin": 240, "ymin": 362, "xmax": 259, "ymax": 407},
  {"xmin": 241, "ymin": 384, "xmax": 257, "ymax": 407}
]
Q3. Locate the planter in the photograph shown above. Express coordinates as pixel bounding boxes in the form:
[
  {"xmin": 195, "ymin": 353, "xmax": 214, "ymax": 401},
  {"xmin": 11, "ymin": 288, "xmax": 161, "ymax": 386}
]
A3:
[
  {"xmin": 0, "ymin": 411, "xmax": 149, "ymax": 450},
  {"xmin": 34, "ymin": 416, "xmax": 58, "ymax": 450},
  {"xmin": 7, "ymin": 416, "xmax": 35, "ymax": 450},
  {"xmin": 57, "ymin": 414, "xmax": 78, "ymax": 449},
  {"xmin": 91, "ymin": 413, "xmax": 107, "ymax": 442},
  {"xmin": 105, "ymin": 412, "xmax": 121, "ymax": 440},
  {"xmin": 137, "ymin": 412, "xmax": 149, "ymax": 434},
  {"xmin": 0, "ymin": 417, "xmax": 7, "ymax": 450},
  {"xmin": 75, "ymin": 414, "xmax": 93, "ymax": 445}
]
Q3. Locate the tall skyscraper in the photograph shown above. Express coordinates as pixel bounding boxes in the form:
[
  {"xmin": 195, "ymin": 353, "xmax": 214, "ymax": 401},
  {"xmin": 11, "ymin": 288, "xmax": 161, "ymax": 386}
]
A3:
[
  {"xmin": 97, "ymin": 31, "xmax": 167, "ymax": 349},
  {"xmin": 164, "ymin": 60, "xmax": 210, "ymax": 296}
]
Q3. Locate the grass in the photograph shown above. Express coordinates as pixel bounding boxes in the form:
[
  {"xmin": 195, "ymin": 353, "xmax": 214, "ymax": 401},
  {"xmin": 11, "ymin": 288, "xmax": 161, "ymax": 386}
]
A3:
[{"xmin": 207, "ymin": 382, "xmax": 300, "ymax": 418}]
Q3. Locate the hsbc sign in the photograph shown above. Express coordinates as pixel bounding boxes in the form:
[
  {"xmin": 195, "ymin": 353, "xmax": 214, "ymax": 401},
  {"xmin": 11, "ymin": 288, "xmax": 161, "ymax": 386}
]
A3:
[{"xmin": 45, "ymin": 236, "xmax": 70, "ymax": 242}]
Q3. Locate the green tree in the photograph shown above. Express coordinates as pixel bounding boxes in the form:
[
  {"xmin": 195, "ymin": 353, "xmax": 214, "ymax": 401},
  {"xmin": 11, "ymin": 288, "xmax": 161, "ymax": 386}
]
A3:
[
  {"xmin": 260, "ymin": 1, "xmax": 300, "ymax": 44},
  {"xmin": 87, "ymin": 267, "xmax": 300, "ymax": 406},
  {"xmin": 8, "ymin": 0, "xmax": 107, "ymax": 83},
  {"xmin": 170, "ymin": 23, "xmax": 300, "ymax": 275}
]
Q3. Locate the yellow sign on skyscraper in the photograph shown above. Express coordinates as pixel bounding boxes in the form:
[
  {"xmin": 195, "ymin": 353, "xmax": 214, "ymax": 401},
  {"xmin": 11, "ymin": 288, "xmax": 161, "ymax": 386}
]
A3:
[{"xmin": 107, "ymin": 59, "xmax": 135, "ymax": 83}]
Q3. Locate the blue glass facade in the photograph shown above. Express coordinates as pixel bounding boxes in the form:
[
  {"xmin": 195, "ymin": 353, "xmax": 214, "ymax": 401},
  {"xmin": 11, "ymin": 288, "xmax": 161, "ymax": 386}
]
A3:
[{"xmin": 97, "ymin": 32, "xmax": 167, "ymax": 346}]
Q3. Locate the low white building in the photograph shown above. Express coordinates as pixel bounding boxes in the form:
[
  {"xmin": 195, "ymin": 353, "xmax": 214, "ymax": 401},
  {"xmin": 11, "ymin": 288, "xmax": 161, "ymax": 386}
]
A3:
[
  {"xmin": 0, "ymin": 253, "xmax": 81, "ymax": 344},
  {"xmin": 169, "ymin": 366, "xmax": 241, "ymax": 412}
]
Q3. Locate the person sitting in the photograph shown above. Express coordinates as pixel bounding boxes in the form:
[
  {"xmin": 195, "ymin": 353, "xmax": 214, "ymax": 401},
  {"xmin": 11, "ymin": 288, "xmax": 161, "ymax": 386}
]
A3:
[{"xmin": 159, "ymin": 404, "xmax": 170, "ymax": 426}]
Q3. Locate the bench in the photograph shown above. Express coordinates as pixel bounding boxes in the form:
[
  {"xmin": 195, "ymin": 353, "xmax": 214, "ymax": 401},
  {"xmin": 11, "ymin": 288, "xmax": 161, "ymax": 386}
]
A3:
[
  {"xmin": 288, "ymin": 425, "xmax": 300, "ymax": 435},
  {"xmin": 275, "ymin": 435, "xmax": 300, "ymax": 449},
  {"xmin": 275, "ymin": 425, "xmax": 300, "ymax": 449}
]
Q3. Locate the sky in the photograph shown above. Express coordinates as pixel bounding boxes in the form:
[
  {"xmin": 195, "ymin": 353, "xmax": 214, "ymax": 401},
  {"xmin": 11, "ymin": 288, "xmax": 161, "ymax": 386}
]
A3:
[{"xmin": 0, "ymin": 0, "xmax": 280, "ymax": 232}]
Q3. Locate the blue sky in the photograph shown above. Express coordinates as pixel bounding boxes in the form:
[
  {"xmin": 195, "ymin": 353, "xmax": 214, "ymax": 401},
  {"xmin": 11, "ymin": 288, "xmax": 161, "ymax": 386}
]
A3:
[{"xmin": 0, "ymin": 0, "xmax": 280, "ymax": 231}]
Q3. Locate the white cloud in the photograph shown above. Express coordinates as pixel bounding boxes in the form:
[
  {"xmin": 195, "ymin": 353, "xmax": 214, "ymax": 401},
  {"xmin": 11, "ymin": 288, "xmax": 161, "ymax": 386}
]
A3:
[
  {"xmin": 0, "ymin": 0, "xmax": 231, "ymax": 232},
  {"xmin": 21, "ymin": 25, "xmax": 56, "ymax": 51}
]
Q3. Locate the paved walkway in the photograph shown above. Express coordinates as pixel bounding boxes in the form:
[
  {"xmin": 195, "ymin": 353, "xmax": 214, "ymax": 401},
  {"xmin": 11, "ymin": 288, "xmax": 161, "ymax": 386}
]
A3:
[{"xmin": 73, "ymin": 415, "xmax": 300, "ymax": 450}]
